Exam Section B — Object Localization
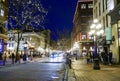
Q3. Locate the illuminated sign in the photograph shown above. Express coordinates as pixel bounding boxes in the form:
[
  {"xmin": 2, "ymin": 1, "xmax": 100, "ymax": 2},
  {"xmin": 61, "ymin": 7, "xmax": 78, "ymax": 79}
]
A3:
[
  {"xmin": 105, "ymin": 27, "xmax": 112, "ymax": 41},
  {"xmin": 0, "ymin": 39, "xmax": 4, "ymax": 53}
]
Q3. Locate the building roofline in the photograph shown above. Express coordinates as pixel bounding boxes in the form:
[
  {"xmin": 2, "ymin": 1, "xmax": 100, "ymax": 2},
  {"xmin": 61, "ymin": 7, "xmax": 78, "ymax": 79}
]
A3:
[
  {"xmin": 73, "ymin": 0, "xmax": 93, "ymax": 23},
  {"xmin": 78, "ymin": 0, "xmax": 93, "ymax": 2},
  {"xmin": 73, "ymin": 2, "xmax": 79, "ymax": 23}
]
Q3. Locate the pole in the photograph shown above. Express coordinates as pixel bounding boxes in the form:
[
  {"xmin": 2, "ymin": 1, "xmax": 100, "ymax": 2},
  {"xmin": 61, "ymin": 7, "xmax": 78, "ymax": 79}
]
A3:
[{"xmin": 93, "ymin": 35, "xmax": 100, "ymax": 70}]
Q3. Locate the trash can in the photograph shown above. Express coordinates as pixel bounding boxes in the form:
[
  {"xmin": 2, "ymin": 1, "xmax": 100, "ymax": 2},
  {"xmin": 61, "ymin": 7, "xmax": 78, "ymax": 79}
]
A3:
[{"xmin": 93, "ymin": 58, "xmax": 100, "ymax": 70}]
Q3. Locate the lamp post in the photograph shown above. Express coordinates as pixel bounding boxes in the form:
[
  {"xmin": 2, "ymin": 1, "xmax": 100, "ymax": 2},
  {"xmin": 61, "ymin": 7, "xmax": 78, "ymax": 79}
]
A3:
[{"xmin": 89, "ymin": 19, "xmax": 104, "ymax": 70}]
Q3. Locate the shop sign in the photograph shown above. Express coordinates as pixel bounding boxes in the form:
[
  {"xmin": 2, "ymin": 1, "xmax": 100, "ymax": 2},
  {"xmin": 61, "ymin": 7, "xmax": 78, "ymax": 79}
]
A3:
[{"xmin": 105, "ymin": 27, "xmax": 112, "ymax": 41}]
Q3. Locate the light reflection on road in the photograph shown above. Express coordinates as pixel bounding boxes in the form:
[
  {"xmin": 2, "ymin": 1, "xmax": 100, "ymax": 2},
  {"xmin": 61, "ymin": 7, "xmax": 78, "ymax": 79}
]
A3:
[
  {"xmin": 38, "ymin": 53, "xmax": 65, "ymax": 63},
  {"xmin": 50, "ymin": 56, "xmax": 64, "ymax": 62}
]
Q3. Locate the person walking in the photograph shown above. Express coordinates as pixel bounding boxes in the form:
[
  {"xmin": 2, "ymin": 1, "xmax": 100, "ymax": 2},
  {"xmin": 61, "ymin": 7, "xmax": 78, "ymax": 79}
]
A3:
[{"xmin": 11, "ymin": 53, "xmax": 15, "ymax": 64}]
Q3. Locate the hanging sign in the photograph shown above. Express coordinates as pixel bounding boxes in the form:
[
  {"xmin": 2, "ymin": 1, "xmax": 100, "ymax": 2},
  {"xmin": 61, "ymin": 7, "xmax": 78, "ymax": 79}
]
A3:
[{"xmin": 105, "ymin": 27, "xmax": 112, "ymax": 41}]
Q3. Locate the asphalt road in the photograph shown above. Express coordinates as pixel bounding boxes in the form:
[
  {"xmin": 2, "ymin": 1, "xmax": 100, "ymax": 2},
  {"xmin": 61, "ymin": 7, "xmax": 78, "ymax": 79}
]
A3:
[{"xmin": 0, "ymin": 56, "xmax": 65, "ymax": 81}]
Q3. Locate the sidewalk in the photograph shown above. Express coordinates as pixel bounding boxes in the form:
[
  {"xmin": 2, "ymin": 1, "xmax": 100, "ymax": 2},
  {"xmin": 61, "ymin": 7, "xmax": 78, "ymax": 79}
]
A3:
[
  {"xmin": 68, "ymin": 58, "xmax": 120, "ymax": 81},
  {"xmin": 0, "ymin": 57, "xmax": 40, "ymax": 68}
]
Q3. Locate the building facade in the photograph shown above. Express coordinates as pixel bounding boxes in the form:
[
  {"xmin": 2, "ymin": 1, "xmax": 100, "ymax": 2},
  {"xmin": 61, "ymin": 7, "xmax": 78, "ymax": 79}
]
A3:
[
  {"xmin": 108, "ymin": 0, "xmax": 120, "ymax": 63},
  {"xmin": 72, "ymin": 0, "xmax": 93, "ymax": 56},
  {"xmin": 93, "ymin": 0, "xmax": 120, "ymax": 63},
  {"xmin": 0, "ymin": 0, "xmax": 8, "ymax": 60},
  {"xmin": 7, "ymin": 32, "xmax": 46, "ymax": 56}
]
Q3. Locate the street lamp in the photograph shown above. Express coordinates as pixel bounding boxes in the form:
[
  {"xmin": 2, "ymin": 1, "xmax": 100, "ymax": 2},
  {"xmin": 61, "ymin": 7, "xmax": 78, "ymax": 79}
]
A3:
[{"xmin": 89, "ymin": 19, "xmax": 104, "ymax": 70}]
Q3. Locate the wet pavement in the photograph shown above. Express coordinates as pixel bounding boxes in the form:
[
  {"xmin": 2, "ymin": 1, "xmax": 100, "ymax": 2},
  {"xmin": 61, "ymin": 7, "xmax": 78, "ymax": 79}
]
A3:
[{"xmin": 0, "ymin": 57, "xmax": 65, "ymax": 81}]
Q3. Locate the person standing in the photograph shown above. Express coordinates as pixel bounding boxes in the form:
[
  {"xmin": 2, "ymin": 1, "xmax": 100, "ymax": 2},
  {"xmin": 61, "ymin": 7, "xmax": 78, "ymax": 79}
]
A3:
[
  {"xmin": 101, "ymin": 51, "xmax": 106, "ymax": 64},
  {"xmin": 108, "ymin": 51, "xmax": 113, "ymax": 65},
  {"xmin": 86, "ymin": 52, "xmax": 90, "ymax": 64},
  {"xmin": 66, "ymin": 56, "xmax": 72, "ymax": 69},
  {"xmin": 23, "ymin": 53, "xmax": 27, "ymax": 63},
  {"xmin": 2, "ymin": 53, "xmax": 7, "ymax": 65},
  {"xmin": 66, "ymin": 53, "xmax": 72, "ymax": 69},
  {"xmin": 15, "ymin": 53, "xmax": 21, "ymax": 64},
  {"xmin": 11, "ymin": 53, "xmax": 15, "ymax": 64},
  {"xmin": 30, "ymin": 54, "xmax": 33, "ymax": 61}
]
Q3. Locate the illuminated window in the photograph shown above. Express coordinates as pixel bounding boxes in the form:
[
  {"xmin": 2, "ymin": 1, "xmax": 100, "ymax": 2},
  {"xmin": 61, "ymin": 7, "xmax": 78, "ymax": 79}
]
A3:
[
  {"xmin": 88, "ymin": 4, "xmax": 93, "ymax": 8},
  {"xmin": 89, "ymin": 36, "xmax": 94, "ymax": 40},
  {"xmin": 0, "ymin": 9, "xmax": 4, "ymax": 16},
  {"xmin": 81, "ymin": 4, "xmax": 86, "ymax": 9},
  {"xmin": 82, "ymin": 35, "xmax": 86, "ymax": 39}
]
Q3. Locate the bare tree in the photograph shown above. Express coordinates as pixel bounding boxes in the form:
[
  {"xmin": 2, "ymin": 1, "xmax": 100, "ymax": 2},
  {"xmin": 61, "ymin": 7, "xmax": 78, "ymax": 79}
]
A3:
[
  {"xmin": 56, "ymin": 27, "xmax": 71, "ymax": 51},
  {"xmin": 8, "ymin": 0, "xmax": 47, "ymax": 60}
]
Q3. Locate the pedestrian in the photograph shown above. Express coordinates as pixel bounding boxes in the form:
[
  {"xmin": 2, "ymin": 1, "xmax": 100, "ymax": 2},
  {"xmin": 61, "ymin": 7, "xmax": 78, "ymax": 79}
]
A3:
[
  {"xmin": 108, "ymin": 51, "xmax": 113, "ymax": 65},
  {"xmin": 30, "ymin": 54, "xmax": 33, "ymax": 61},
  {"xmin": 15, "ymin": 53, "xmax": 21, "ymax": 64},
  {"xmin": 0, "ymin": 52, "xmax": 2, "ymax": 60},
  {"xmin": 101, "ymin": 51, "xmax": 106, "ymax": 64},
  {"xmin": 66, "ymin": 55, "xmax": 72, "ymax": 69},
  {"xmin": 68, "ymin": 58, "xmax": 72, "ymax": 69},
  {"xmin": 11, "ymin": 52, "xmax": 15, "ymax": 64},
  {"xmin": 23, "ymin": 53, "xmax": 27, "ymax": 63},
  {"xmin": 86, "ymin": 52, "xmax": 90, "ymax": 64},
  {"xmin": 2, "ymin": 53, "xmax": 7, "ymax": 65},
  {"xmin": 90, "ymin": 52, "xmax": 93, "ymax": 62}
]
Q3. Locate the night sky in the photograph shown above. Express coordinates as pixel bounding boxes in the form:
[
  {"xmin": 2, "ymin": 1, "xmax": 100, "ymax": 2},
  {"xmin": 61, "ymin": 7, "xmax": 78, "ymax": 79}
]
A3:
[{"xmin": 41, "ymin": 0, "xmax": 78, "ymax": 40}]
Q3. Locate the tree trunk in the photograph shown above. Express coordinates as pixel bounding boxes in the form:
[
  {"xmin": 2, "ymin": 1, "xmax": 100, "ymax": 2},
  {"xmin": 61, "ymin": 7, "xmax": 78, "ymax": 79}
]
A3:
[{"xmin": 15, "ymin": 31, "xmax": 20, "ymax": 62}]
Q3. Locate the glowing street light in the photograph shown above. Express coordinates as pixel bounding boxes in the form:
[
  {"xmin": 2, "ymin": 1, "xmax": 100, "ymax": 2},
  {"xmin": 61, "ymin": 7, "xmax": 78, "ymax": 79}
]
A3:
[{"xmin": 89, "ymin": 19, "xmax": 104, "ymax": 70}]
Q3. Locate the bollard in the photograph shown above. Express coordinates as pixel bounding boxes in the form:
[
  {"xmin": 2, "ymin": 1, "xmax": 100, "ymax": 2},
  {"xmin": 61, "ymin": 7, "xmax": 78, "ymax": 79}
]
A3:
[{"xmin": 93, "ymin": 58, "xmax": 100, "ymax": 70}]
